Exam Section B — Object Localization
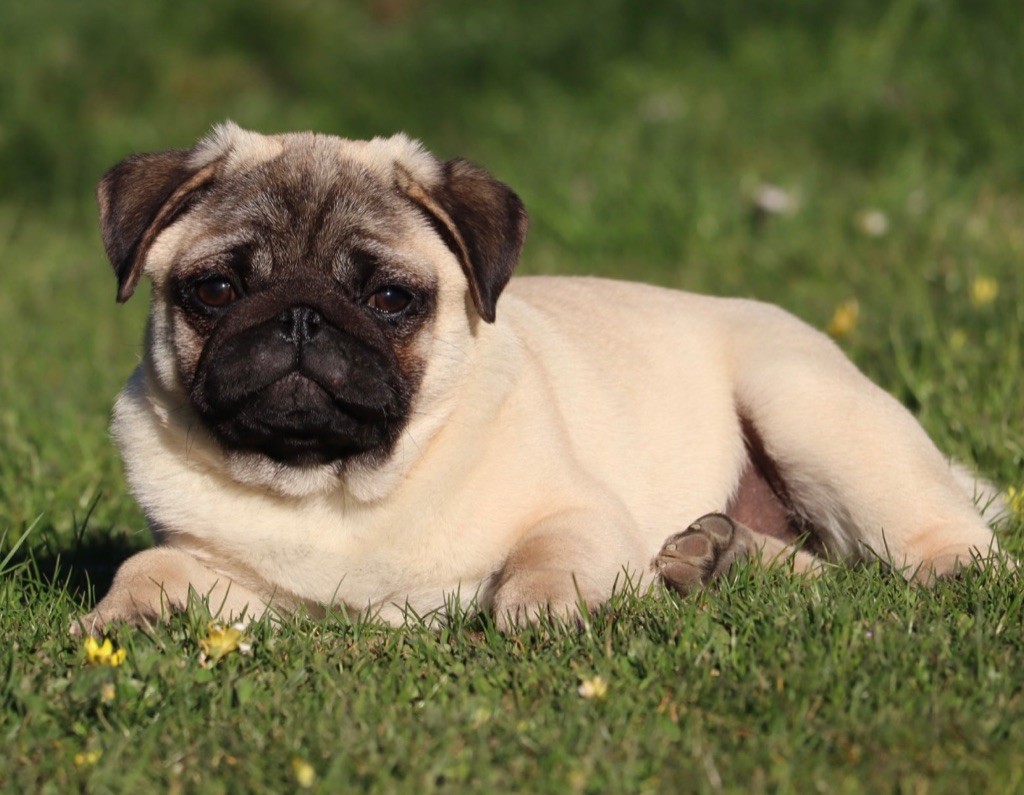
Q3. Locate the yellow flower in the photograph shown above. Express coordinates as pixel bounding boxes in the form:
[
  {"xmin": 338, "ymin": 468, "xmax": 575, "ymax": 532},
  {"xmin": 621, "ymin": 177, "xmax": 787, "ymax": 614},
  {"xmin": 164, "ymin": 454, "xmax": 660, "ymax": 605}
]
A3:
[
  {"xmin": 83, "ymin": 637, "xmax": 126, "ymax": 667},
  {"xmin": 970, "ymin": 276, "xmax": 998, "ymax": 307},
  {"xmin": 198, "ymin": 622, "xmax": 253, "ymax": 666},
  {"xmin": 568, "ymin": 769, "xmax": 589, "ymax": 791},
  {"xmin": 1007, "ymin": 486, "xmax": 1024, "ymax": 521},
  {"xmin": 74, "ymin": 749, "xmax": 102, "ymax": 767},
  {"xmin": 291, "ymin": 757, "xmax": 317, "ymax": 788},
  {"xmin": 577, "ymin": 675, "xmax": 609, "ymax": 700},
  {"xmin": 827, "ymin": 299, "xmax": 860, "ymax": 339},
  {"xmin": 949, "ymin": 329, "xmax": 967, "ymax": 352}
]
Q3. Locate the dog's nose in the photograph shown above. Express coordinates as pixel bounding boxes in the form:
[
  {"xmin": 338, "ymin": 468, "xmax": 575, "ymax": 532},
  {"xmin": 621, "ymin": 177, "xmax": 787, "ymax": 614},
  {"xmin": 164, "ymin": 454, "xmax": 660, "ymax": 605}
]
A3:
[{"xmin": 277, "ymin": 306, "xmax": 323, "ymax": 345}]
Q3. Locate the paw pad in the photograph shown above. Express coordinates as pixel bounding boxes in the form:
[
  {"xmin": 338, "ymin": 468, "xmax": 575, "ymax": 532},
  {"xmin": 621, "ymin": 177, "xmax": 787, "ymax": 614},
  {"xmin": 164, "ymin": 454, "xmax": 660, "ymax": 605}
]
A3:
[{"xmin": 654, "ymin": 513, "xmax": 748, "ymax": 596}]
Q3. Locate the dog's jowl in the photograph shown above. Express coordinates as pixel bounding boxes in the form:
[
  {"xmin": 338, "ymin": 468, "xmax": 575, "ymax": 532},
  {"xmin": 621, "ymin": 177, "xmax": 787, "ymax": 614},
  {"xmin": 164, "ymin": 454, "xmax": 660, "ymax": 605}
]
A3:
[{"xmin": 75, "ymin": 123, "xmax": 1007, "ymax": 633}]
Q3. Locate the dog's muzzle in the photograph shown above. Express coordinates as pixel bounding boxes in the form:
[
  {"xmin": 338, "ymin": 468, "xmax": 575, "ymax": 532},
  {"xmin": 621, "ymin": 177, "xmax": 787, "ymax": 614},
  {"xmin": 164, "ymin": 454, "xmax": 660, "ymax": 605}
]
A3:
[{"xmin": 191, "ymin": 300, "xmax": 407, "ymax": 465}]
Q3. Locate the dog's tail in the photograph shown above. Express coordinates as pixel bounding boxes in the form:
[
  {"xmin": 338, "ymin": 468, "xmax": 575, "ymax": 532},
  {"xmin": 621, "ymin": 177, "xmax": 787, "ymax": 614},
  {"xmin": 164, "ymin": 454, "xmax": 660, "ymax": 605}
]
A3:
[{"xmin": 950, "ymin": 461, "xmax": 1012, "ymax": 527}]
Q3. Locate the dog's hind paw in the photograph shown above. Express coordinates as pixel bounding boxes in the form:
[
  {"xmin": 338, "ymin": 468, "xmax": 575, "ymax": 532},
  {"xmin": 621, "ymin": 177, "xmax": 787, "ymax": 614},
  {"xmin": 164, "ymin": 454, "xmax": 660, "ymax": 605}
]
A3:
[{"xmin": 653, "ymin": 513, "xmax": 756, "ymax": 596}]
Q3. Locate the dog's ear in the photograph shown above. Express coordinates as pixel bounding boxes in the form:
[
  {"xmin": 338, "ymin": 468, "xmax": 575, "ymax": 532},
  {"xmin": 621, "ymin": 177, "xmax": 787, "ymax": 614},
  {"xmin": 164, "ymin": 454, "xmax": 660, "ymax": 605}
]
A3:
[
  {"xmin": 402, "ymin": 159, "xmax": 528, "ymax": 323},
  {"xmin": 97, "ymin": 149, "xmax": 219, "ymax": 302}
]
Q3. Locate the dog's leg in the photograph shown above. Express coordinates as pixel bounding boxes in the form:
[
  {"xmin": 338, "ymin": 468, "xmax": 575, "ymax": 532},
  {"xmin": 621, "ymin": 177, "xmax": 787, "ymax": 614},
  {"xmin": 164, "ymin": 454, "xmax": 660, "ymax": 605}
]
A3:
[
  {"xmin": 654, "ymin": 513, "xmax": 821, "ymax": 596},
  {"xmin": 488, "ymin": 508, "xmax": 644, "ymax": 631},
  {"xmin": 71, "ymin": 547, "xmax": 274, "ymax": 636},
  {"xmin": 728, "ymin": 305, "xmax": 1001, "ymax": 580}
]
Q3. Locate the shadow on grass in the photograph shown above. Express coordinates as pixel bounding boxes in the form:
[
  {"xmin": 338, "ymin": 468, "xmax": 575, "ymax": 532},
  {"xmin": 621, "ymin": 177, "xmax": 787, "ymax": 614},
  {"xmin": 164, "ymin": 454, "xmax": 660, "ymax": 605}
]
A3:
[
  {"xmin": 27, "ymin": 536, "xmax": 145, "ymax": 606},
  {"xmin": 2, "ymin": 505, "xmax": 148, "ymax": 607}
]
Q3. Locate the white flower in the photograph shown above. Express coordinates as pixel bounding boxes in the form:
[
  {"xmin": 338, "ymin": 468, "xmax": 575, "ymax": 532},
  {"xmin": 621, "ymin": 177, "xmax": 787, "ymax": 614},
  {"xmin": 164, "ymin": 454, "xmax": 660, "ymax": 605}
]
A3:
[
  {"xmin": 752, "ymin": 184, "xmax": 799, "ymax": 216},
  {"xmin": 855, "ymin": 208, "xmax": 889, "ymax": 237},
  {"xmin": 577, "ymin": 676, "xmax": 609, "ymax": 700}
]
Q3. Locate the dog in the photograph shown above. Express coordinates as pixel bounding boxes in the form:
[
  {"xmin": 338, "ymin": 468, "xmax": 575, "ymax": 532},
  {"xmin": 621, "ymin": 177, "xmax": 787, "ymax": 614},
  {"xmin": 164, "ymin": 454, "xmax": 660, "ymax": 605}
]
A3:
[{"xmin": 75, "ymin": 122, "xmax": 1006, "ymax": 633}]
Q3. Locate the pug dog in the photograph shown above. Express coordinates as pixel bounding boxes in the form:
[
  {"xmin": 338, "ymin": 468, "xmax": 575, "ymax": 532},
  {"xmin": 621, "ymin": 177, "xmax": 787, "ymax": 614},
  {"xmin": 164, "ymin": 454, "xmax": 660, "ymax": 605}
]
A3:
[{"xmin": 75, "ymin": 122, "xmax": 1007, "ymax": 634}]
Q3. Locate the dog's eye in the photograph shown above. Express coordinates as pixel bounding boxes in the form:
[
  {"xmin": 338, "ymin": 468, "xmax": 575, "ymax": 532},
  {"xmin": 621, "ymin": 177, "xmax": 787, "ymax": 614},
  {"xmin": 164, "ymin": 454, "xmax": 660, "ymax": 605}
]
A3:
[
  {"xmin": 195, "ymin": 277, "xmax": 237, "ymax": 308},
  {"xmin": 367, "ymin": 286, "xmax": 413, "ymax": 316}
]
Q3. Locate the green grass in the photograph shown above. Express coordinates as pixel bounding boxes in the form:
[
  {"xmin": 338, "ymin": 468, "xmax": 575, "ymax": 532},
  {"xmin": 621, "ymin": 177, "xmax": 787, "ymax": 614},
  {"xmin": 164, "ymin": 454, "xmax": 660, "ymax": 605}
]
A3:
[{"xmin": 1, "ymin": 0, "xmax": 1022, "ymax": 791}]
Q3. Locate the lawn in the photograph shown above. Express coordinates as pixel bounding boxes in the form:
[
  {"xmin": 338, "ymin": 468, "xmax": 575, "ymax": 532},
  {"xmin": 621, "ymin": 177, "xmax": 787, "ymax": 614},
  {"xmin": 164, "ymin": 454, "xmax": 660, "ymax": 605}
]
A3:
[{"xmin": 1, "ymin": 1, "xmax": 1022, "ymax": 791}]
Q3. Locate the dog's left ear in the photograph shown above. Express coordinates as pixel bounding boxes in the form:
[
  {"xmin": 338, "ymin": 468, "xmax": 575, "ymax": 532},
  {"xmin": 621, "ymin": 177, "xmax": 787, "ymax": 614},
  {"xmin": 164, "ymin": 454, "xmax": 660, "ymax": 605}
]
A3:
[
  {"xmin": 402, "ymin": 159, "xmax": 528, "ymax": 323},
  {"xmin": 97, "ymin": 149, "xmax": 219, "ymax": 303}
]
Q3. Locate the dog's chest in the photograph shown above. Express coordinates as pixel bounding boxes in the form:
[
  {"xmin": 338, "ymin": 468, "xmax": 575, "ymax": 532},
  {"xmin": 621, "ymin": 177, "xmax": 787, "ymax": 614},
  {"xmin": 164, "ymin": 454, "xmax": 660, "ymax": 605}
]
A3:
[{"xmin": 174, "ymin": 489, "xmax": 502, "ymax": 616}]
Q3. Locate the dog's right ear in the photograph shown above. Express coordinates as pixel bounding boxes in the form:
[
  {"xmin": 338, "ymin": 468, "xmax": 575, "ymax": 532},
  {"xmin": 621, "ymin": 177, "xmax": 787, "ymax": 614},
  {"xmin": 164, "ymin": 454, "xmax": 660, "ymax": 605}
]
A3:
[{"xmin": 97, "ymin": 149, "xmax": 219, "ymax": 302}]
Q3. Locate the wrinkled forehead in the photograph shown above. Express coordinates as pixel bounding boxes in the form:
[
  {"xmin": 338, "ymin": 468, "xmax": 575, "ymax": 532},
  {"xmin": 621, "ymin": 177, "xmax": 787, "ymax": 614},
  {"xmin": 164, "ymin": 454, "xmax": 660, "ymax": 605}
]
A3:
[{"xmin": 185, "ymin": 138, "xmax": 429, "ymax": 282}]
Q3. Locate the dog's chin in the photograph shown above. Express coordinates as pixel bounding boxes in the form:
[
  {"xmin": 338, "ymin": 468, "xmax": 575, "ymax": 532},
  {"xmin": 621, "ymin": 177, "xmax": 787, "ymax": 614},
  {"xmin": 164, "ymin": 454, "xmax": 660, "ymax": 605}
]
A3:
[
  {"xmin": 217, "ymin": 448, "xmax": 347, "ymax": 499},
  {"xmin": 211, "ymin": 430, "xmax": 394, "ymax": 500},
  {"xmin": 211, "ymin": 412, "xmax": 380, "ymax": 468}
]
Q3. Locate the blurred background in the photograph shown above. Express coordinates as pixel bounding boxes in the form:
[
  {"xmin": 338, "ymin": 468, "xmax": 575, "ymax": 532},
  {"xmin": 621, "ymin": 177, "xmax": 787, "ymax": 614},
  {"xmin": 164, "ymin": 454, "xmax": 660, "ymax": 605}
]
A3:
[{"xmin": 1, "ymin": 0, "xmax": 1021, "ymax": 553}]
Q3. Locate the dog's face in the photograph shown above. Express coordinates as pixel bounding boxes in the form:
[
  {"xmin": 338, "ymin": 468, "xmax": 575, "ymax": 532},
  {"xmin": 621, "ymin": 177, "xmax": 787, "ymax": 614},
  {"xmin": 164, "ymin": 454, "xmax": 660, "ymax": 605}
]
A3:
[{"xmin": 98, "ymin": 124, "xmax": 527, "ymax": 494}]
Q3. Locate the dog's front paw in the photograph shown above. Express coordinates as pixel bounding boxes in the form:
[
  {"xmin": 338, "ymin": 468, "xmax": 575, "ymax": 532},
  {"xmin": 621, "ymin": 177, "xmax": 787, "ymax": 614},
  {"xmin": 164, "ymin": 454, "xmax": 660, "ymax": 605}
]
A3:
[
  {"xmin": 654, "ymin": 513, "xmax": 756, "ymax": 596},
  {"xmin": 69, "ymin": 599, "xmax": 161, "ymax": 638},
  {"xmin": 490, "ymin": 570, "xmax": 602, "ymax": 632}
]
